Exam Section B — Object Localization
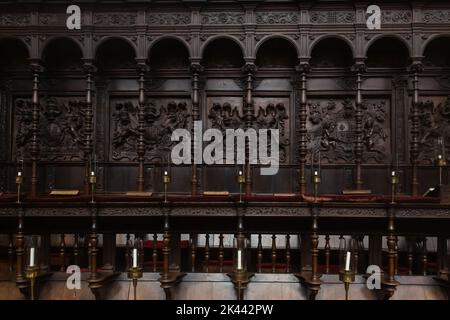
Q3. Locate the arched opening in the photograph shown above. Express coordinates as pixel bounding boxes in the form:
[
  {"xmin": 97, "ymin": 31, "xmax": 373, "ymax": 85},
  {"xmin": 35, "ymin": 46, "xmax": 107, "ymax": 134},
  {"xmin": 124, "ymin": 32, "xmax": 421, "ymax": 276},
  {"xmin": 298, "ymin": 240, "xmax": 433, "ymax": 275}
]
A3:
[
  {"xmin": 202, "ymin": 38, "xmax": 244, "ymax": 68},
  {"xmin": 42, "ymin": 38, "xmax": 83, "ymax": 72},
  {"xmin": 95, "ymin": 38, "xmax": 136, "ymax": 71},
  {"xmin": 366, "ymin": 37, "xmax": 410, "ymax": 68},
  {"xmin": 0, "ymin": 38, "xmax": 29, "ymax": 73},
  {"xmin": 423, "ymin": 36, "xmax": 450, "ymax": 68},
  {"xmin": 149, "ymin": 38, "xmax": 189, "ymax": 71},
  {"xmin": 310, "ymin": 37, "xmax": 353, "ymax": 69},
  {"xmin": 256, "ymin": 38, "xmax": 298, "ymax": 68}
]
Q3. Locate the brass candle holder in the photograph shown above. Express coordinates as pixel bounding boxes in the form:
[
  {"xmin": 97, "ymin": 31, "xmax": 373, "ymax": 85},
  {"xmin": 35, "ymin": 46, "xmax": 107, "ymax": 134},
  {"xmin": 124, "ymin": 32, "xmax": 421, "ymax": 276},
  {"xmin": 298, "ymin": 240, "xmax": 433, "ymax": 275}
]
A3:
[
  {"xmin": 227, "ymin": 233, "xmax": 253, "ymax": 300},
  {"xmin": 89, "ymin": 171, "xmax": 96, "ymax": 203},
  {"xmin": 237, "ymin": 170, "xmax": 245, "ymax": 203},
  {"xmin": 127, "ymin": 266, "xmax": 143, "ymax": 300},
  {"xmin": 312, "ymin": 171, "xmax": 321, "ymax": 202},
  {"xmin": 437, "ymin": 155, "xmax": 446, "ymax": 186},
  {"xmin": 163, "ymin": 171, "xmax": 170, "ymax": 203},
  {"xmin": 25, "ymin": 265, "xmax": 39, "ymax": 300},
  {"xmin": 339, "ymin": 269, "xmax": 355, "ymax": 300},
  {"xmin": 16, "ymin": 172, "xmax": 23, "ymax": 204},
  {"xmin": 390, "ymin": 171, "xmax": 398, "ymax": 204}
]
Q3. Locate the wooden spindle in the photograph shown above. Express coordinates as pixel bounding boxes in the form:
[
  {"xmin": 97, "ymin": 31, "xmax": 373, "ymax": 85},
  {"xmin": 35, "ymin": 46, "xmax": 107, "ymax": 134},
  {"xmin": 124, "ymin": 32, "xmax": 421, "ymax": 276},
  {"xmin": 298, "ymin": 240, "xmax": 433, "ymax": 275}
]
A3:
[
  {"xmin": 394, "ymin": 236, "xmax": 399, "ymax": 275},
  {"xmin": 422, "ymin": 237, "xmax": 428, "ymax": 276},
  {"xmin": 271, "ymin": 234, "xmax": 277, "ymax": 273},
  {"xmin": 8, "ymin": 234, "xmax": 14, "ymax": 272},
  {"xmin": 190, "ymin": 233, "xmax": 197, "ymax": 272},
  {"xmin": 60, "ymin": 234, "xmax": 66, "ymax": 271},
  {"xmin": 353, "ymin": 236, "xmax": 359, "ymax": 274},
  {"xmin": 257, "ymin": 234, "xmax": 263, "ymax": 273},
  {"xmin": 324, "ymin": 235, "xmax": 331, "ymax": 274},
  {"xmin": 204, "ymin": 234, "xmax": 210, "ymax": 273},
  {"xmin": 407, "ymin": 237, "xmax": 413, "ymax": 275},
  {"xmin": 88, "ymin": 215, "xmax": 99, "ymax": 280},
  {"xmin": 296, "ymin": 64, "xmax": 309, "ymax": 194},
  {"xmin": 138, "ymin": 236, "xmax": 144, "ymax": 269},
  {"xmin": 73, "ymin": 234, "xmax": 79, "ymax": 266},
  {"xmin": 152, "ymin": 233, "xmax": 158, "ymax": 272},
  {"xmin": 285, "ymin": 234, "xmax": 291, "ymax": 273},
  {"xmin": 218, "ymin": 233, "xmax": 224, "ymax": 273}
]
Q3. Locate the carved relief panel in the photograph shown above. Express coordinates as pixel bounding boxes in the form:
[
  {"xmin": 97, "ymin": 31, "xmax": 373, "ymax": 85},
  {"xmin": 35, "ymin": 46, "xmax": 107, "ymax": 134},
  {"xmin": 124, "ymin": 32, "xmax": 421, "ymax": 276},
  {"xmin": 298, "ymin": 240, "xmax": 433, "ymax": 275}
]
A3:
[
  {"xmin": 415, "ymin": 96, "xmax": 450, "ymax": 164},
  {"xmin": 110, "ymin": 97, "xmax": 191, "ymax": 162},
  {"xmin": 13, "ymin": 97, "xmax": 86, "ymax": 161},
  {"xmin": 305, "ymin": 98, "xmax": 390, "ymax": 164}
]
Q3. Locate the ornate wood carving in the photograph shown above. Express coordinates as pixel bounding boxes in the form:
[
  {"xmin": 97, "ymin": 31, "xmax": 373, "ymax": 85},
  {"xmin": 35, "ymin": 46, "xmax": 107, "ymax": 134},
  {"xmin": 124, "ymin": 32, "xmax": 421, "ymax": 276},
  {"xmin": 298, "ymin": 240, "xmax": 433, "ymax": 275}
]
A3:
[
  {"xmin": 110, "ymin": 98, "xmax": 191, "ymax": 162},
  {"xmin": 147, "ymin": 13, "xmax": 190, "ymax": 25},
  {"xmin": 256, "ymin": 12, "xmax": 298, "ymax": 24},
  {"xmin": 423, "ymin": 10, "xmax": 450, "ymax": 23},
  {"xmin": 93, "ymin": 13, "xmax": 136, "ymax": 25},
  {"xmin": 306, "ymin": 98, "xmax": 389, "ymax": 164},
  {"xmin": 0, "ymin": 14, "xmax": 30, "ymax": 25},
  {"xmin": 201, "ymin": 12, "xmax": 244, "ymax": 24},
  {"xmin": 382, "ymin": 10, "xmax": 412, "ymax": 24},
  {"xmin": 310, "ymin": 11, "xmax": 355, "ymax": 24},
  {"xmin": 14, "ymin": 97, "xmax": 87, "ymax": 161}
]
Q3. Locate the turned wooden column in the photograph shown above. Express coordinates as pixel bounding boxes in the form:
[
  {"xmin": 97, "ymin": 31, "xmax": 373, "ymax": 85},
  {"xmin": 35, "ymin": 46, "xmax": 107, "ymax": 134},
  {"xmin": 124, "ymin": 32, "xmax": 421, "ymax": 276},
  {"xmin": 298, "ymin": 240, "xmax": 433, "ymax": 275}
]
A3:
[
  {"xmin": 190, "ymin": 62, "xmax": 203, "ymax": 195},
  {"xmin": 88, "ymin": 208, "xmax": 99, "ymax": 280},
  {"xmin": 409, "ymin": 62, "xmax": 422, "ymax": 196},
  {"xmin": 352, "ymin": 62, "xmax": 366, "ymax": 190},
  {"xmin": 295, "ymin": 63, "xmax": 310, "ymax": 194},
  {"xmin": 15, "ymin": 209, "xmax": 25, "ymax": 283},
  {"xmin": 310, "ymin": 208, "xmax": 320, "ymax": 285},
  {"xmin": 242, "ymin": 62, "xmax": 256, "ymax": 196},
  {"xmin": 29, "ymin": 62, "xmax": 42, "ymax": 197},
  {"xmin": 136, "ymin": 62, "xmax": 149, "ymax": 192},
  {"xmin": 83, "ymin": 61, "xmax": 96, "ymax": 195}
]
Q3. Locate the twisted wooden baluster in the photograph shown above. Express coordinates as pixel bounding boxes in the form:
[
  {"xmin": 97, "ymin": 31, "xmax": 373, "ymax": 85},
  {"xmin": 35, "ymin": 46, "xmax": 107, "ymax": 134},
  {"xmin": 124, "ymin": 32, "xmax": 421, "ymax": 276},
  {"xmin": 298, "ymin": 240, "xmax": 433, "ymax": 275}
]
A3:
[
  {"xmin": 324, "ymin": 235, "xmax": 331, "ymax": 274},
  {"xmin": 257, "ymin": 234, "xmax": 263, "ymax": 273},
  {"xmin": 218, "ymin": 233, "xmax": 224, "ymax": 273},
  {"xmin": 152, "ymin": 233, "xmax": 158, "ymax": 272},
  {"xmin": 271, "ymin": 234, "xmax": 277, "ymax": 273},
  {"xmin": 190, "ymin": 233, "xmax": 197, "ymax": 272},
  {"xmin": 285, "ymin": 234, "xmax": 291, "ymax": 273},
  {"xmin": 204, "ymin": 234, "xmax": 210, "ymax": 273},
  {"xmin": 60, "ymin": 234, "xmax": 66, "ymax": 272}
]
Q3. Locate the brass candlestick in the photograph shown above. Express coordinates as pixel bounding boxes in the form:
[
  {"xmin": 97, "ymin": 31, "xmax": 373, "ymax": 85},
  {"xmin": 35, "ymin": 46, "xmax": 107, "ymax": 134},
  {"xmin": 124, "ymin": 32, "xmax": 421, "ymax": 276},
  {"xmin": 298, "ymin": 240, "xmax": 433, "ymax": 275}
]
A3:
[
  {"xmin": 163, "ymin": 171, "xmax": 170, "ymax": 203},
  {"xmin": 391, "ymin": 171, "xmax": 398, "ymax": 204},
  {"xmin": 25, "ymin": 265, "xmax": 39, "ymax": 300},
  {"xmin": 227, "ymin": 233, "xmax": 253, "ymax": 300},
  {"xmin": 437, "ymin": 155, "xmax": 446, "ymax": 186},
  {"xmin": 339, "ymin": 269, "xmax": 355, "ymax": 300},
  {"xmin": 16, "ymin": 172, "xmax": 23, "ymax": 204},
  {"xmin": 127, "ymin": 266, "xmax": 143, "ymax": 300},
  {"xmin": 237, "ymin": 171, "xmax": 245, "ymax": 203},
  {"xmin": 312, "ymin": 172, "xmax": 321, "ymax": 202},
  {"xmin": 89, "ymin": 172, "xmax": 96, "ymax": 203}
]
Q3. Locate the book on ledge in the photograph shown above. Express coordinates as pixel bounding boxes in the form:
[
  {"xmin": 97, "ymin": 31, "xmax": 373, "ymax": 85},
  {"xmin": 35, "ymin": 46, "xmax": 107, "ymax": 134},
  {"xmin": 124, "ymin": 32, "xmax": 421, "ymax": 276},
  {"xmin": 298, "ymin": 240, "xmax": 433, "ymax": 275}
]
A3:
[
  {"xmin": 125, "ymin": 191, "xmax": 153, "ymax": 197},
  {"xmin": 49, "ymin": 189, "xmax": 79, "ymax": 196},
  {"xmin": 203, "ymin": 191, "xmax": 230, "ymax": 196},
  {"xmin": 342, "ymin": 189, "xmax": 372, "ymax": 195}
]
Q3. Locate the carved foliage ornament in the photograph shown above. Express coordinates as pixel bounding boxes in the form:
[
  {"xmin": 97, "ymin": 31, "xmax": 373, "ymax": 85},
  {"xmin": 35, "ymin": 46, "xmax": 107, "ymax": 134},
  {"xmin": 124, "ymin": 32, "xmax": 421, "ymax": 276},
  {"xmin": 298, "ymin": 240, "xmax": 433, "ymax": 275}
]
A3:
[
  {"xmin": 147, "ymin": 13, "xmax": 191, "ymax": 25},
  {"xmin": 93, "ymin": 13, "xmax": 136, "ymax": 25},
  {"xmin": 381, "ymin": 10, "xmax": 412, "ymax": 24},
  {"xmin": 111, "ymin": 99, "xmax": 191, "ymax": 162},
  {"xmin": 0, "ymin": 14, "xmax": 30, "ymax": 25},
  {"xmin": 201, "ymin": 12, "xmax": 244, "ymax": 24},
  {"xmin": 14, "ymin": 97, "xmax": 87, "ymax": 161},
  {"xmin": 310, "ymin": 11, "xmax": 355, "ymax": 24},
  {"xmin": 306, "ymin": 99, "xmax": 389, "ymax": 163},
  {"xmin": 423, "ymin": 10, "xmax": 450, "ymax": 23},
  {"xmin": 256, "ymin": 12, "xmax": 298, "ymax": 24}
]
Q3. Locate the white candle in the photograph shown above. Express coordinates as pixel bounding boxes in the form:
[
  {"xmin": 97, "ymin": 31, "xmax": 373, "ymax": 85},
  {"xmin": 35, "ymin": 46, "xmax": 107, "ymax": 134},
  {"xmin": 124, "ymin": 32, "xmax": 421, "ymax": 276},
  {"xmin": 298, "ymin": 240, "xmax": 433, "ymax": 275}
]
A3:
[
  {"xmin": 314, "ymin": 170, "xmax": 318, "ymax": 176},
  {"xmin": 18, "ymin": 171, "xmax": 22, "ymax": 177},
  {"xmin": 164, "ymin": 171, "xmax": 168, "ymax": 176},
  {"xmin": 391, "ymin": 171, "xmax": 395, "ymax": 177},
  {"xmin": 237, "ymin": 249, "xmax": 242, "ymax": 270},
  {"xmin": 132, "ymin": 248, "xmax": 138, "ymax": 268},
  {"xmin": 91, "ymin": 171, "xmax": 95, "ymax": 176},
  {"xmin": 345, "ymin": 251, "xmax": 351, "ymax": 271},
  {"xmin": 238, "ymin": 170, "xmax": 242, "ymax": 176},
  {"xmin": 30, "ymin": 247, "xmax": 35, "ymax": 267},
  {"xmin": 438, "ymin": 154, "xmax": 442, "ymax": 160}
]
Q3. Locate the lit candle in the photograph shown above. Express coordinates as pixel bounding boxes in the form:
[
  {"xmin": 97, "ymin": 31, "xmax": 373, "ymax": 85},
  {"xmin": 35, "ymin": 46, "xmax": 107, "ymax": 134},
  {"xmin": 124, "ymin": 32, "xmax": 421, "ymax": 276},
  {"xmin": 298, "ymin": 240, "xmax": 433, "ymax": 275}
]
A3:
[
  {"xmin": 438, "ymin": 154, "xmax": 443, "ymax": 160},
  {"xmin": 238, "ymin": 170, "xmax": 243, "ymax": 176},
  {"xmin": 18, "ymin": 171, "xmax": 22, "ymax": 177},
  {"xmin": 91, "ymin": 171, "xmax": 95, "ymax": 176},
  {"xmin": 132, "ymin": 248, "xmax": 138, "ymax": 268},
  {"xmin": 237, "ymin": 249, "xmax": 242, "ymax": 270},
  {"xmin": 164, "ymin": 170, "xmax": 168, "ymax": 176},
  {"xmin": 345, "ymin": 251, "xmax": 351, "ymax": 271},
  {"xmin": 30, "ymin": 247, "xmax": 35, "ymax": 267},
  {"xmin": 314, "ymin": 170, "xmax": 318, "ymax": 176},
  {"xmin": 391, "ymin": 171, "xmax": 396, "ymax": 177}
]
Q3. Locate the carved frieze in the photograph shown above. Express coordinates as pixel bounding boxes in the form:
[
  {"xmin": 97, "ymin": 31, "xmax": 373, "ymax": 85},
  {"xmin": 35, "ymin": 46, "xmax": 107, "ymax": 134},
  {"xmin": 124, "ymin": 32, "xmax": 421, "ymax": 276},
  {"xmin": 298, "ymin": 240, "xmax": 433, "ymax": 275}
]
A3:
[
  {"xmin": 416, "ymin": 96, "xmax": 450, "ymax": 164},
  {"xmin": 147, "ymin": 13, "xmax": 191, "ymax": 25},
  {"xmin": 423, "ymin": 10, "xmax": 450, "ymax": 23},
  {"xmin": 201, "ymin": 12, "xmax": 244, "ymax": 24},
  {"xmin": 305, "ymin": 98, "xmax": 389, "ymax": 163},
  {"xmin": 14, "ymin": 97, "xmax": 87, "ymax": 161},
  {"xmin": 93, "ymin": 13, "xmax": 136, "ymax": 25},
  {"xmin": 0, "ymin": 14, "xmax": 30, "ymax": 26},
  {"xmin": 381, "ymin": 10, "xmax": 412, "ymax": 23},
  {"xmin": 256, "ymin": 12, "xmax": 298, "ymax": 24},
  {"xmin": 310, "ymin": 11, "xmax": 355, "ymax": 24},
  {"xmin": 110, "ymin": 98, "xmax": 191, "ymax": 162}
]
